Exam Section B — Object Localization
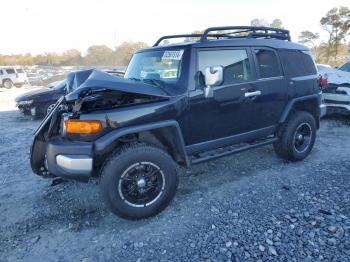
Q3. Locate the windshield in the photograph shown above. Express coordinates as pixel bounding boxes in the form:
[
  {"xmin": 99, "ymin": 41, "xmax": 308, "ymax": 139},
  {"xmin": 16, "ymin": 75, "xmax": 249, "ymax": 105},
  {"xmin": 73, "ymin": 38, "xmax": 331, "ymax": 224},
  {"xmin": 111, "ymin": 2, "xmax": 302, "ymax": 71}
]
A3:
[
  {"xmin": 338, "ymin": 63, "xmax": 350, "ymax": 72},
  {"xmin": 124, "ymin": 49, "xmax": 184, "ymax": 85}
]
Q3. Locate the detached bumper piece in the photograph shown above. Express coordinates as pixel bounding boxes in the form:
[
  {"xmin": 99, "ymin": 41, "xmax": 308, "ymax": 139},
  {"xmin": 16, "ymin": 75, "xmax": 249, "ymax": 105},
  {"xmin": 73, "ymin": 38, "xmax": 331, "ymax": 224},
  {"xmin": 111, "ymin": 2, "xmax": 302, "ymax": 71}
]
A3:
[{"xmin": 46, "ymin": 139, "xmax": 93, "ymax": 181}]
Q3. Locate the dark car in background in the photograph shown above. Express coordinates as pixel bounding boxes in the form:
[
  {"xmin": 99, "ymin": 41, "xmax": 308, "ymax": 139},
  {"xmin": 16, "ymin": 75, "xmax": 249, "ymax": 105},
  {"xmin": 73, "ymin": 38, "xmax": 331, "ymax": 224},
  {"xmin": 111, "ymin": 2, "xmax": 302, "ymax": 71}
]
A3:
[{"xmin": 15, "ymin": 80, "xmax": 66, "ymax": 117}]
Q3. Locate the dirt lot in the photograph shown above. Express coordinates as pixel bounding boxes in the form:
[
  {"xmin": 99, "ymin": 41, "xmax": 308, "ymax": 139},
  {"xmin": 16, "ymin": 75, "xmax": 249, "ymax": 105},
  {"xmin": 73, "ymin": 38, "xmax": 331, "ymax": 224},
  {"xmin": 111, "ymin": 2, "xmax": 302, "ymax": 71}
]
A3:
[{"xmin": 0, "ymin": 91, "xmax": 350, "ymax": 261}]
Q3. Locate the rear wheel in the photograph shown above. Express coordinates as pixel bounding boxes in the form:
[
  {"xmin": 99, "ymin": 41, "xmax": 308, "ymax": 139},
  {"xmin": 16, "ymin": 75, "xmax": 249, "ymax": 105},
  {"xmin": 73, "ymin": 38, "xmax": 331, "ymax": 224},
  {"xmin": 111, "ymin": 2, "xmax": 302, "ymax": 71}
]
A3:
[
  {"xmin": 100, "ymin": 143, "xmax": 178, "ymax": 219},
  {"xmin": 274, "ymin": 111, "xmax": 317, "ymax": 161},
  {"xmin": 3, "ymin": 80, "xmax": 13, "ymax": 89}
]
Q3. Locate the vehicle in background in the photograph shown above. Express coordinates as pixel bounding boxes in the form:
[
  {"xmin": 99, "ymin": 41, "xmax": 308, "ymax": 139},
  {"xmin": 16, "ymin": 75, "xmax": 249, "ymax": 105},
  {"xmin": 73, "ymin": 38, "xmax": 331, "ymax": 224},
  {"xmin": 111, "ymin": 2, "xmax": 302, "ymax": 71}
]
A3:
[
  {"xmin": 15, "ymin": 80, "xmax": 66, "ymax": 117},
  {"xmin": 338, "ymin": 62, "xmax": 350, "ymax": 73},
  {"xmin": 31, "ymin": 26, "xmax": 323, "ymax": 220},
  {"xmin": 316, "ymin": 64, "xmax": 331, "ymax": 71},
  {"xmin": 0, "ymin": 68, "xmax": 29, "ymax": 88},
  {"xmin": 318, "ymin": 62, "xmax": 350, "ymax": 116},
  {"xmin": 317, "ymin": 63, "xmax": 350, "ymax": 87}
]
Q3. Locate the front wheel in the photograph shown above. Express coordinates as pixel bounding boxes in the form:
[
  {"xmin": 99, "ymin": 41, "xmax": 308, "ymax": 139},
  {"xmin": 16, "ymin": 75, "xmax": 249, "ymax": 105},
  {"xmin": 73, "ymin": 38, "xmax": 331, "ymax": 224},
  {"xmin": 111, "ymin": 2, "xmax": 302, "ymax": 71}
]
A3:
[
  {"xmin": 3, "ymin": 80, "xmax": 13, "ymax": 89},
  {"xmin": 100, "ymin": 143, "xmax": 178, "ymax": 219},
  {"xmin": 274, "ymin": 111, "xmax": 317, "ymax": 161}
]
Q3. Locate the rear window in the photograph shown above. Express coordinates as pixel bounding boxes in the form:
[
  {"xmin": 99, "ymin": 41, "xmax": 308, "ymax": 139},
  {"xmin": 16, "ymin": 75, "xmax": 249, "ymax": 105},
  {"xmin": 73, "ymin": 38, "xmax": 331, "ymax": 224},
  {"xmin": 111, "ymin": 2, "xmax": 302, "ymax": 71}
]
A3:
[
  {"xmin": 279, "ymin": 50, "xmax": 317, "ymax": 77},
  {"xmin": 16, "ymin": 68, "xmax": 24, "ymax": 73},
  {"xmin": 5, "ymin": 69, "xmax": 15, "ymax": 74}
]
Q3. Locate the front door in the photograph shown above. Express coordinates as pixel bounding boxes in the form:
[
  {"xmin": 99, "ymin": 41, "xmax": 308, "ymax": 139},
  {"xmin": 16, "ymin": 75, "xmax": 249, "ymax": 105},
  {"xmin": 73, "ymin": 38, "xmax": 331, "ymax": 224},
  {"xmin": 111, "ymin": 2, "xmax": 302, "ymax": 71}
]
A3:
[{"xmin": 188, "ymin": 48, "xmax": 261, "ymax": 146}]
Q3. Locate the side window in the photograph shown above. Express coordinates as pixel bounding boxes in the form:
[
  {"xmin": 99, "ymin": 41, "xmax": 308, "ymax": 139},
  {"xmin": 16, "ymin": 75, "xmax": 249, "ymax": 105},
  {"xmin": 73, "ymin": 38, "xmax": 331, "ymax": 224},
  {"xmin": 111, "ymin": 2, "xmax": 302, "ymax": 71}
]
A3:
[
  {"xmin": 197, "ymin": 49, "xmax": 251, "ymax": 85},
  {"xmin": 0, "ymin": 70, "xmax": 3, "ymax": 75},
  {"xmin": 255, "ymin": 49, "xmax": 281, "ymax": 78},
  {"xmin": 6, "ymin": 69, "xmax": 15, "ymax": 74},
  {"xmin": 279, "ymin": 50, "xmax": 317, "ymax": 77}
]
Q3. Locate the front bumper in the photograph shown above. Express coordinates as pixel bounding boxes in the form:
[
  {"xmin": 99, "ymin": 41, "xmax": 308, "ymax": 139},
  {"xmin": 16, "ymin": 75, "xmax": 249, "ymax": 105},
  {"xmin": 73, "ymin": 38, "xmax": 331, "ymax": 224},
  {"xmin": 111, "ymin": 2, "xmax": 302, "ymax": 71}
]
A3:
[
  {"xmin": 322, "ymin": 89, "xmax": 350, "ymax": 115},
  {"xmin": 46, "ymin": 139, "xmax": 93, "ymax": 181}
]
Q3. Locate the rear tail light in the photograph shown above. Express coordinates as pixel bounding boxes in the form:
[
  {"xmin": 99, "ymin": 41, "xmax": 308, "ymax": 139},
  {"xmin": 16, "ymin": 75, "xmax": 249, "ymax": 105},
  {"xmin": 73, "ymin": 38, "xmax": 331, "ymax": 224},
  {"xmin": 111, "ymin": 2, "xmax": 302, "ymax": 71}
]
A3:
[
  {"xmin": 65, "ymin": 120, "xmax": 102, "ymax": 134},
  {"xmin": 317, "ymin": 74, "xmax": 328, "ymax": 88}
]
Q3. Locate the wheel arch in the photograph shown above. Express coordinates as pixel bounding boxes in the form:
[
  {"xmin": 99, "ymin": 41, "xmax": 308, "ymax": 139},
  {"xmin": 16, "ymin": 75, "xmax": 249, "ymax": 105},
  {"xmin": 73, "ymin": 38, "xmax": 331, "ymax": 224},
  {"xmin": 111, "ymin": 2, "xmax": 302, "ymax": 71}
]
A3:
[
  {"xmin": 279, "ymin": 94, "xmax": 321, "ymax": 129},
  {"xmin": 2, "ymin": 78, "xmax": 12, "ymax": 84},
  {"xmin": 94, "ymin": 120, "xmax": 190, "ymax": 167}
]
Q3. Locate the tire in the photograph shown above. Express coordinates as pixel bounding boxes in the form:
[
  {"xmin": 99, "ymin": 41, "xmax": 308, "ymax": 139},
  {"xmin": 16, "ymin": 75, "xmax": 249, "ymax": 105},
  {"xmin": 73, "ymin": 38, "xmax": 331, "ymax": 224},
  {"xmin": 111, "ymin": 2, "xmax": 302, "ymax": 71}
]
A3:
[
  {"xmin": 100, "ymin": 143, "xmax": 178, "ymax": 219},
  {"xmin": 273, "ymin": 111, "xmax": 316, "ymax": 161},
  {"xmin": 3, "ymin": 80, "xmax": 13, "ymax": 89}
]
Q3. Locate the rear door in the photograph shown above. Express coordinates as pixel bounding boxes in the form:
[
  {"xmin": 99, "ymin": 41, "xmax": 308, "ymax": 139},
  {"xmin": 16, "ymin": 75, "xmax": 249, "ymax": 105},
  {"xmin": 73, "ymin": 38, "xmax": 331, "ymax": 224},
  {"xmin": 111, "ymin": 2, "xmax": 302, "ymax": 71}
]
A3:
[{"xmin": 250, "ymin": 47, "xmax": 289, "ymax": 128}]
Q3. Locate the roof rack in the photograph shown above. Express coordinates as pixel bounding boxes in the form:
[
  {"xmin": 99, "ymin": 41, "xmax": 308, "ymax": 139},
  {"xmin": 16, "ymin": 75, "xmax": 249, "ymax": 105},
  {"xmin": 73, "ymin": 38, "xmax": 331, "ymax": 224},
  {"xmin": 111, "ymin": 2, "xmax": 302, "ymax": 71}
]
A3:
[
  {"xmin": 153, "ymin": 26, "xmax": 291, "ymax": 46},
  {"xmin": 153, "ymin": 33, "xmax": 232, "ymax": 47}
]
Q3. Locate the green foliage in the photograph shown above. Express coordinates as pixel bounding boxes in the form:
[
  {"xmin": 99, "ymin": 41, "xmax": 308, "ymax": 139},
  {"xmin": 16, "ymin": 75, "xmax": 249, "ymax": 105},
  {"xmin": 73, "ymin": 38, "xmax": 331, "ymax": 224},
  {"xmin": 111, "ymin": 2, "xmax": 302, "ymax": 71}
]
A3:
[
  {"xmin": 270, "ymin": 19, "xmax": 284, "ymax": 29},
  {"xmin": 250, "ymin": 18, "xmax": 284, "ymax": 28},
  {"xmin": 320, "ymin": 6, "xmax": 350, "ymax": 63},
  {"xmin": 298, "ymin": 6, "xmax": 350, "ymax": 66},
  {"xmin": 298, "ymin": 31, "xmax": 320, "ymax": 47}
]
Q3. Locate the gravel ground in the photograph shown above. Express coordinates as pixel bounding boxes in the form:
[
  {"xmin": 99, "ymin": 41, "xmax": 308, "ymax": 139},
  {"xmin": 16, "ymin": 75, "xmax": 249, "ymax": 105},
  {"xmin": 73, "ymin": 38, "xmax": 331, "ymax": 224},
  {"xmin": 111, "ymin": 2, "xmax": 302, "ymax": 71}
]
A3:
[{"xmin": 0, "ymin": 100, "xmax": 350, "ymax": 261}]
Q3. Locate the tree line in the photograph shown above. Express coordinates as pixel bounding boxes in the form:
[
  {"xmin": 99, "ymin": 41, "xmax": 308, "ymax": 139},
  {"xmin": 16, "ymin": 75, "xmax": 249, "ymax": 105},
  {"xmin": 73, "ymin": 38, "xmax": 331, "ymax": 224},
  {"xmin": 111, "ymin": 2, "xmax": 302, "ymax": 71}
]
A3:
[
  {"xmin": 0, "ymin": 41, "xmax": 148, "ymax": 67},
  {"xmin": 0, "ymin": 6, "xmax": 349, "ymax": 67}
]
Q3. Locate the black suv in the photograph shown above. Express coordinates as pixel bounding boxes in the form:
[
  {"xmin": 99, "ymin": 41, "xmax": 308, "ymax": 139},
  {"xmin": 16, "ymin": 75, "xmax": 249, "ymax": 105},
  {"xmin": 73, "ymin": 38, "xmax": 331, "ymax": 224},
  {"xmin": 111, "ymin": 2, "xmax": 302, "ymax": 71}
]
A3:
[{"xmin": 30, "ymin": 26, "xmax": 322, "ymax": 219}]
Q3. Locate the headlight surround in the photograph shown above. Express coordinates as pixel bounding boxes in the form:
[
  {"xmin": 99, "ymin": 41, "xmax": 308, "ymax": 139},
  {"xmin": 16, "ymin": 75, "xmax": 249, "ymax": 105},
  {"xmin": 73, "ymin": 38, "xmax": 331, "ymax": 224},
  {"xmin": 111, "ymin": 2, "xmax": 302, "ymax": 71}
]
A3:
[{"xmin": 18, "ymin": 100, "xmax": 34, "ymax": 106}]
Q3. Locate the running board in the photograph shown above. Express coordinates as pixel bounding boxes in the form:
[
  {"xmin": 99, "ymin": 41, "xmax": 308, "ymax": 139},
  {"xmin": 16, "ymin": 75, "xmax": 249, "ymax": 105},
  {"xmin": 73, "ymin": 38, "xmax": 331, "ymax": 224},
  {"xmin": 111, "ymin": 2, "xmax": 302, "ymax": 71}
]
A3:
[{"xmin": 190, "ymin": 137, "xmax": 278, "ymax": 165}]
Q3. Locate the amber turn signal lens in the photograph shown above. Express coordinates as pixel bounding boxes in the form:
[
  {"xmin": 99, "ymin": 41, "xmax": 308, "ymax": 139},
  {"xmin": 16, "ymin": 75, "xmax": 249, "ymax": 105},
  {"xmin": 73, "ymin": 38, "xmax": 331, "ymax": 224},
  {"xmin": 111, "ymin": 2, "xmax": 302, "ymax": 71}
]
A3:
[{"xmin": 65, "ymin": 120, "xmax": 102, "ymax": 134}]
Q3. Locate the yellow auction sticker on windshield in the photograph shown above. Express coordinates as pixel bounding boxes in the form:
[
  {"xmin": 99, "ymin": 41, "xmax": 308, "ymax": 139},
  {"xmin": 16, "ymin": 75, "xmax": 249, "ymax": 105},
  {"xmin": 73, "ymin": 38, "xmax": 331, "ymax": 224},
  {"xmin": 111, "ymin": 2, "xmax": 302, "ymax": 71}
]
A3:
[{"xmin": 162, "ymin": 50, "xmax": 184, "ymax": 61}]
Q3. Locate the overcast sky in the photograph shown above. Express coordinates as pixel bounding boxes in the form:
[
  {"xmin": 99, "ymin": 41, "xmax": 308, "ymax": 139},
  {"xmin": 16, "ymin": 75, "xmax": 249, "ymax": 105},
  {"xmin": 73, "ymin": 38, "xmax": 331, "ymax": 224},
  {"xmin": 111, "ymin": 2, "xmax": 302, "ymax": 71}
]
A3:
[{"xmin": 1, "ymin": 0, "xmax": 349, "ymax": 55}]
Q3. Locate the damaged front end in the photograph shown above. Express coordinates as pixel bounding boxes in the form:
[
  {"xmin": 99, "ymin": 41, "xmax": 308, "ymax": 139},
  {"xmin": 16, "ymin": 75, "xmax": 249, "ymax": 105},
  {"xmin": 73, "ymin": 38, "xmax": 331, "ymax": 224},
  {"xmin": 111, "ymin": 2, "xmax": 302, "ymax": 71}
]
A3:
[{"xmin": 30, "ymin": 69, "xmax": 170, "ymax": 179}]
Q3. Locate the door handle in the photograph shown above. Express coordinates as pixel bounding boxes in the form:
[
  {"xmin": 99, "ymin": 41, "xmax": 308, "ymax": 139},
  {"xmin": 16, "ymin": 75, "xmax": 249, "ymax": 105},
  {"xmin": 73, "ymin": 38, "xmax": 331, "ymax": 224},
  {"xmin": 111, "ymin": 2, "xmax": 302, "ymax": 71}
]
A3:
[{"xmin": 244, "ymin": 90, "xmax": 261, "ymax": 97}]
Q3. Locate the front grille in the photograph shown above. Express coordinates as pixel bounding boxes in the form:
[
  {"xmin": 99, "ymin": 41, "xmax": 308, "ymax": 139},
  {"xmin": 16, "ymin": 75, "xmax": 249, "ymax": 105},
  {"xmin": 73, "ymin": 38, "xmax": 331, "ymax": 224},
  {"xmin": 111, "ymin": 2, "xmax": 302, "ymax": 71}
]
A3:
[{"xmin": 335, "ymin": 90, "xmax": 347, "ymax": 95}]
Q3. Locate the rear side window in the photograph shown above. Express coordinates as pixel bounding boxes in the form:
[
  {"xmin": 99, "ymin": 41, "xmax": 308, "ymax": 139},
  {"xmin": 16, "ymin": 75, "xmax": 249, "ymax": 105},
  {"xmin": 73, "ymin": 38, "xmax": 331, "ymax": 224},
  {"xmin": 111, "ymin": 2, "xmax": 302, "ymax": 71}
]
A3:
[
  {"xmin": 255, "ymin": 49, "xmax": 281, "ymax": 78},
  {"xmin": 279, "ymin": 50, "xmax": 317, "ymax": 77},
  {"xmin": 6, "ymin": 69, "xmax": 15, "ymax": 74},
  {"xmin": 198, "ymin": 49, "xmax": 251, "ymax": 85},
  {"xmin": 0, "ymin": 70, "xmax": 3, "ymax": 75},
  {"xmin": 16, "ymin": 69, "xmax": 24, "ymax": 73}
]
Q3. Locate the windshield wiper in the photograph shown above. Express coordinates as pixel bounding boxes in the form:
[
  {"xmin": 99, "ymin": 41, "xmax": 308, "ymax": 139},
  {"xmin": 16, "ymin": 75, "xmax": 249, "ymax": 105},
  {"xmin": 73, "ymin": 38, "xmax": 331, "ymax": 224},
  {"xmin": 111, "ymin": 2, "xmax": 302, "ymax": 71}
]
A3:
[
  {"xmin": 128, "ymin": 77, "xmax": 168, "ymax": 94},
  {"xmin": 142, "ymin": 78, "xmax": 162, "ymax": 87},
  {"xmin": 128, "ymin": 77, "xmax": 141, "ymax": 82}
]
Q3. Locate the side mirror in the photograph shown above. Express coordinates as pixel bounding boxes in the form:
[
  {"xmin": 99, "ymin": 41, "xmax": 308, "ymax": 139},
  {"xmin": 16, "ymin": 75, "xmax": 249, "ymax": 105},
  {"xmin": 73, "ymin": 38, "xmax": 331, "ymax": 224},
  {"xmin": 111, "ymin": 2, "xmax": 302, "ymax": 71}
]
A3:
[
  {"xmin": 204, "ymin": 66, "xmax": 223, "ymax": 87},
  {"xmin": 204, "ymin": 66, "xmax": 223, "ymax": 98}
]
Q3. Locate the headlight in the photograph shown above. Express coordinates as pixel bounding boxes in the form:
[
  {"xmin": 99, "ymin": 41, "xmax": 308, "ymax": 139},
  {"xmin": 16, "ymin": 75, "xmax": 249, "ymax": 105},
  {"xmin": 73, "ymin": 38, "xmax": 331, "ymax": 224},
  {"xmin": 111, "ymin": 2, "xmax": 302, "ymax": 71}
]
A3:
[{"xmin": 18, "ymin": 100, "xmax": 33, "ymax": 105}]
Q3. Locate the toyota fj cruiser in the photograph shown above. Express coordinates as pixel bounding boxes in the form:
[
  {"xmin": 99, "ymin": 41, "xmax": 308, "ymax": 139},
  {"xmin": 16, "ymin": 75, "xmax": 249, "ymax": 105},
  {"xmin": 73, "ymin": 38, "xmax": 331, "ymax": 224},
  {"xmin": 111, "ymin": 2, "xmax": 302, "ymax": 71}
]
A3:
[{"xmin": 30, "ymin": 26, "xmax": 322, "ymax": 219}]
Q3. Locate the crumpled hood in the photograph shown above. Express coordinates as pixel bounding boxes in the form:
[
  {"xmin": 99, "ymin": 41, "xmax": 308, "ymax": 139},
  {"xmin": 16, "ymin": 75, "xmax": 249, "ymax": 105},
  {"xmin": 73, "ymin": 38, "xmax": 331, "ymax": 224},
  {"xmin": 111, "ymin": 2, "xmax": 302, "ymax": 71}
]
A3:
[
  {"xmin": 15, "ymin": 88, "xmax": 53, "ymax": 102},
  {"xmin": 65, "ymin": 69, "xmax": 169, "ymax": 102}
]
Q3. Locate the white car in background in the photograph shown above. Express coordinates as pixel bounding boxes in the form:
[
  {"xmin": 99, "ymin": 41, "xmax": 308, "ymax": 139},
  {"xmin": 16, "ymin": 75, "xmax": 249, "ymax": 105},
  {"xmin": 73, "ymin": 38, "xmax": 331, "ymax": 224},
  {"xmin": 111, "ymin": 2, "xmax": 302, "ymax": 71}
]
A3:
[
  {"xmin": 0, "ymin": 67, "xmax": 29, "ymax": 88},
  {"xmin": 318, "ymin": 62, "xmax": 350, "ymax": 115}
]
